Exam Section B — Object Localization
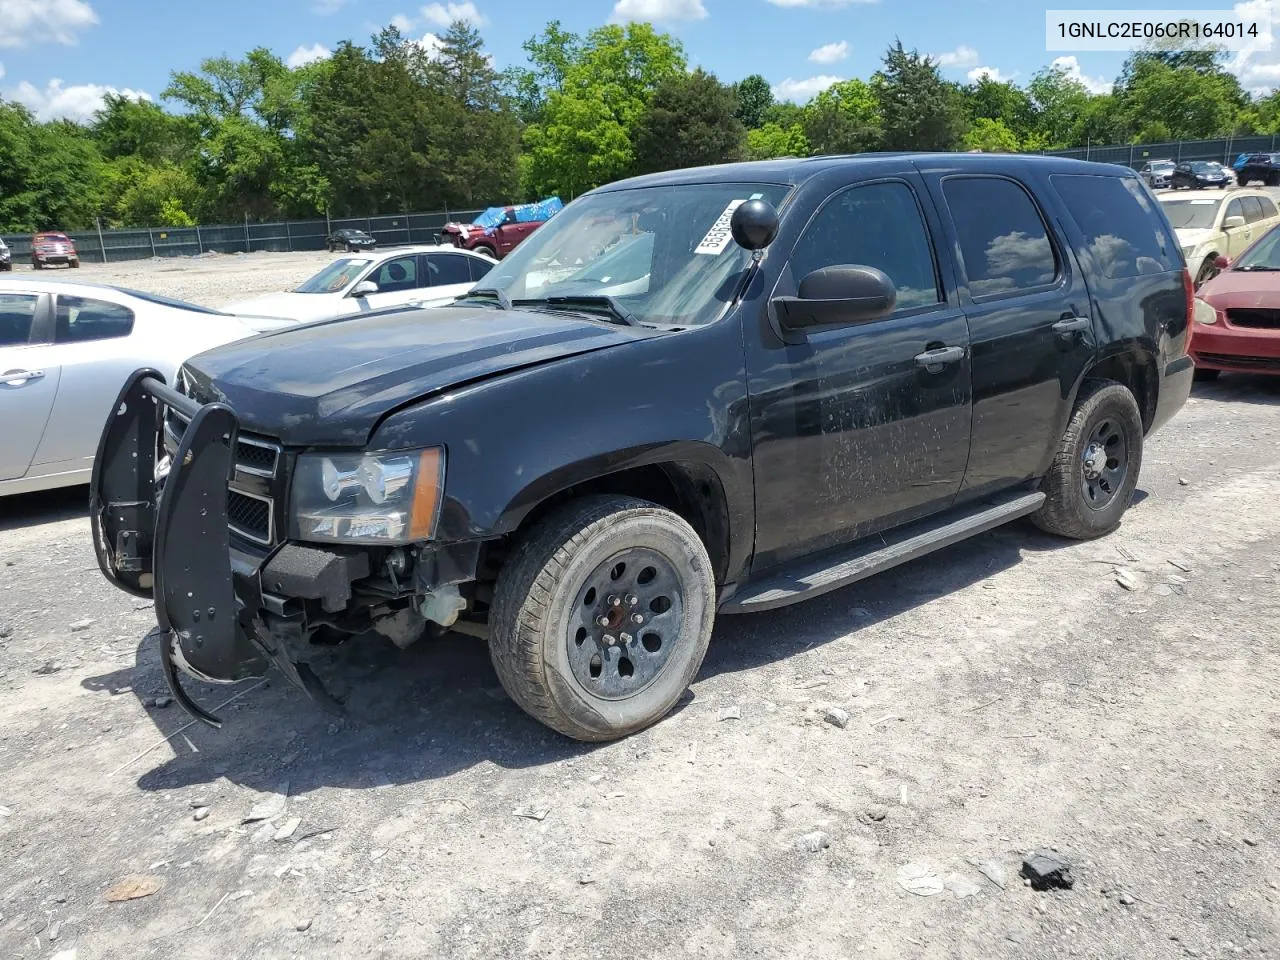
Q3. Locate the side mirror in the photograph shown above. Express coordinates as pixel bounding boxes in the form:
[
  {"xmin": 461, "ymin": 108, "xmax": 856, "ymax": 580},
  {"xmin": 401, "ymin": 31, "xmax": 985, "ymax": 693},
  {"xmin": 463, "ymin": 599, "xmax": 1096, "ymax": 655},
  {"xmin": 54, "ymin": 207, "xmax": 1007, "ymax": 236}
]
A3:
[
  {"xmin": 1224, "ymin": 215, "xmax": 1246, "ymax": 229},
  {"xmin": 351, "ymin": 280, "xmax": 379, "ymax": 296},
  {"xmin": 772, "ymin": 265, "xmax": 897, "ymax": 330},
  {"xmin": 1213, "ymin": 254, "xmax": 1230, "ymax": 270},
  {"xmin": 731, "ymin": 199, "xmax": 780, "ymax": 251}
]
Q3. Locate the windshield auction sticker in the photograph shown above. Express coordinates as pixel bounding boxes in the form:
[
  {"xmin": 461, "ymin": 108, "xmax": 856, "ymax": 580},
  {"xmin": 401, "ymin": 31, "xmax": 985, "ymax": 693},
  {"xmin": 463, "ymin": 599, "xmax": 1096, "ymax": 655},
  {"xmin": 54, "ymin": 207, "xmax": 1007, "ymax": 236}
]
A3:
[
  {"xmin": 695, "ymin": 200, "xmax": 748, "ymax": 256},
  {"xmin": 1046, "ymin": 9, "xmax": 1272, "ymax": 51}
]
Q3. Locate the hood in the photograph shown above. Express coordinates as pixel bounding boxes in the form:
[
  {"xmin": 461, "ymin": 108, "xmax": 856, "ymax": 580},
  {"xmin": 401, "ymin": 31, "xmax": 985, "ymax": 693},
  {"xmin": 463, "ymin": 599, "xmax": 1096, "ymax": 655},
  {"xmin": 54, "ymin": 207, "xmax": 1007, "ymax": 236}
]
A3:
[
  {"xmin": 220, "ymin": 292, "xmax": 340, "ymax": 323},
  {"xmin": 1199, "ymin": 269, "xmax": 1280, "ymax": 308},
  {"xmin": 1174, "ymin": 227, "xmax": 1217, "ymax": 251},
  {"xmin": 184, "ymin": 304, "xmax": 659, "ymax": 446}
]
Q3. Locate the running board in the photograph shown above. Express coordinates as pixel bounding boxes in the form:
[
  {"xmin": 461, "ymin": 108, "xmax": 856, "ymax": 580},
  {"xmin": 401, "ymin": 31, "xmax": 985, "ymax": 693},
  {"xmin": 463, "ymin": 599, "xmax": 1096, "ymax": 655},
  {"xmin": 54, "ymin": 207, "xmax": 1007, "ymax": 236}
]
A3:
[{"xmin": 721, "ymin": 490, "xmax": 1045, "ymax": 614}]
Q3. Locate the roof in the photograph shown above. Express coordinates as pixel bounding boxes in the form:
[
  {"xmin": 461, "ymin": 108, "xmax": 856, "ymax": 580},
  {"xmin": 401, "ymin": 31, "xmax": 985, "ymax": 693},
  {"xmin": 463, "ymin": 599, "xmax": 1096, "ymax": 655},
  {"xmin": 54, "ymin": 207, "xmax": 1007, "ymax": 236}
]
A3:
[{"xmin": 592, "ymin": 152, "xmax": 1144, "ymax": 194}]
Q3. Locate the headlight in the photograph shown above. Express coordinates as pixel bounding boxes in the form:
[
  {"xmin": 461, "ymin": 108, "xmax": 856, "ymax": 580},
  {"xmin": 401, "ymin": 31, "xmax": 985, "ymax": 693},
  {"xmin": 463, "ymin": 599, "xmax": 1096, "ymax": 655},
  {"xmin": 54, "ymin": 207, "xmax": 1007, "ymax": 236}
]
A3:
[
  {"xmin": 291, "ymin": 447, "xmax": 445, "ymax": 544},
  {"xmin": 1193, "ymin": 298, "xmax": 1219, "ymax": 325}
]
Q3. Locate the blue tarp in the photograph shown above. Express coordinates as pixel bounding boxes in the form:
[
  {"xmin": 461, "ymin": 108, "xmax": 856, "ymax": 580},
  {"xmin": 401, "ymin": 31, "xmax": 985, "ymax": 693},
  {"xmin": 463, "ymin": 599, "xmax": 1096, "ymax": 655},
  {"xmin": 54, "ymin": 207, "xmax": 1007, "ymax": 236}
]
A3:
[{"xmin": 471, "ymin": 197, "xmax": 563, "ymax": 229}]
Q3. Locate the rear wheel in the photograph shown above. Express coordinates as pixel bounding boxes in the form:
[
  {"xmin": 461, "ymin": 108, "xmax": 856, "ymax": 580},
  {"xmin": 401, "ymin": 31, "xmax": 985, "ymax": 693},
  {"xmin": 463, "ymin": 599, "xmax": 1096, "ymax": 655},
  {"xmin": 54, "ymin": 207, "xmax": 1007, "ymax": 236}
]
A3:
[
  {"xmin": 1195, "ymin": 257, "xmax": 1220, "ymax": 288},
  {"xmin": 489, "ymin": 495, "xmax": 716, "ymax": 741},
  {"xmin": 69, "ymin": 260, "xmax": 79, "ymax": 269},
  {"xmin": 1032, "ymin": 380, "xmax": 1144, "ymax": 541},
  {"xmin": 32, "ymin": 260, "xmax": 41, "ymax": 270},
  {"xmin": 473, "ymin": 244, "xmax": 497, "ymax": 260}
]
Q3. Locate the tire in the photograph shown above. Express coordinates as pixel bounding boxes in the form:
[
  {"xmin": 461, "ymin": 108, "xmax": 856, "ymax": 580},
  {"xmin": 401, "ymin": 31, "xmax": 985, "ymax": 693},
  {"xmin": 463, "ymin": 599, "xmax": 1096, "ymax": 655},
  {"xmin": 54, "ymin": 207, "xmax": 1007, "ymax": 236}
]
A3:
[
  {"xmin": 1031, "ymin": 380, "xmax": 1144, "ymax": 541},
  {"xmin": 69, "ymin": 260, "xmax": 79, "ymax": 268},
  {"xmin": 1193, "ymin": 367, "xmax": 1220, "ymax": 381},
  {"xmin": 489, "ymin": 495, "xmax": 716, "ymax": 742},
  {"xmin": 32, "ymin": 260, "xmax": 41, "ymax": 270},
  {"xmin": 474, "ymin": 244, "xmax": 497, "ymax": 260},
  {"xmin": 1194, "ymin": 257, "xmax": 1219, "ymax": 288}
]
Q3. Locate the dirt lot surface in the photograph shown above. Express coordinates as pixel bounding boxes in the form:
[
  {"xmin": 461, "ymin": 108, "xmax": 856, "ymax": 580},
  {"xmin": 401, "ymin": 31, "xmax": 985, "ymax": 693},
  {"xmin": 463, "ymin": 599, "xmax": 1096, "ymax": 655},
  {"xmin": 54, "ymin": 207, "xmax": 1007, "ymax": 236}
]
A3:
[
  {"xmin": 6, "ymin": 251, "xmax": 352, "ymax": 309},
  {"xmin": 1, "ymin": 255, "xmax": 1279, "ymax": 960}
]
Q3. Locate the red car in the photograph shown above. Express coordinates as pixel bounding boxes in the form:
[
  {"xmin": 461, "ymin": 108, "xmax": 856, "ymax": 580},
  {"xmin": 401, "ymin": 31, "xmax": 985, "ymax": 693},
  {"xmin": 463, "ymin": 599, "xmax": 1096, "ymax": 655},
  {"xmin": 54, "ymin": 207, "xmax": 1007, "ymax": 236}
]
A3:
[
  {"xmin": 441, "ymin": 197, "xmax": 562, "ymax": 259},
  {"xmin": 1192, "ymin": 224, "xmax": 1280, "ymax": 377},
  {"xmin": 32, "ymin": 231, "xmax": 80, "ymax": 269}
]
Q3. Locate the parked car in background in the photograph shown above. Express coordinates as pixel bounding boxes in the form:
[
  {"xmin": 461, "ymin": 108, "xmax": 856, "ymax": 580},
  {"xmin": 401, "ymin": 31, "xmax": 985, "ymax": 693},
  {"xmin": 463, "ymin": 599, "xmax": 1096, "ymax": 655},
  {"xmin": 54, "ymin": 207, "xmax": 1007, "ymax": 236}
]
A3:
[
  {"xmin": 31, "ymin": 232, "xmax": 79, "ymax": 269},
  {"xmin": 223, "ymin": 245, "xmax": 494, "ymax": 322},
  {"xmin": 1140, "ymin": 159, "xmax": 1176, "ymax": 189},
  {"xmin": 442, "ymin": 197, "xmax": 563, "ymax": 259},
  {"xmin": 1158, "ymin": 188, "xmax": 1280, "ymax": 286},
  {"xmin": 326, "ymin": 228, "xmax": 377, "ymax": 253},
  {"xmin": 91, "ymin": 153, "xmax": 1193, "ymax": 740},
  {"xmin": 1171, "ymin": 160, "xmax": 1232, "ymax": 190},
  {"xmin": 0, "ymin": 278, "xmax": 293, "ymax": 496},
  {"xmin": 0, "ymin": 238, "xmax": 11, "ymax": 272},
  {"xmin": 1190, "ymin": 223, "xmax": 1280, "ymax": 379},
  {"xmin": 1237, "ymin": 153, "xmax": 1280, "ymax": 186}
]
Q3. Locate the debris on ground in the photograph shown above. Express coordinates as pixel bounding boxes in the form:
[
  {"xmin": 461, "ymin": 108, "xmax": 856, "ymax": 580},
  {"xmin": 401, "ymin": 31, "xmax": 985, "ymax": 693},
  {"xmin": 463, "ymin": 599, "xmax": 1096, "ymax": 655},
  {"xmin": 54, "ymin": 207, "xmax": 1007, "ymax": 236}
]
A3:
[
  {"xmin": 193, "ymin": 807, "xmax": 210, "ymax": 822},
  {"xmin": 975, "ymin": 860, "xmax": 1007, "ymax": 889},
  {"xmin": 717, "ymin": 704, "xmax": 742, "ymax": 721},
  {"xmin": 1114, "ymin": 568, "xmax": 1139, "ymax": 591},
  {"xmin": 1179, "ymin": 477, "xmax": 1190, "ymax": 486},
  {"xmin": 154, "ymin": 695, "xmax": 172, "ymax": 708},
  {"xmin": 897, "ymin": 862, "xmax": 946, "ymax": 896},
  {"xmin": 1118, "ymin": 891, "xmax": 1135, "ymax": 905},
  {"xmin": 34, "ymin": 660, "xmax": 62, "ymax": 675},
  {"xmin": 244, "ymin": 781, "xmax": 290, "ymax": 823},
  {"xmin": 0, "ymin": 804, "xmax": 12, "ymax": 817},
  {"xmin": 797, "ymin": 831, "xmax": 830, "ymax": 853},
  {"xmin": 822, "ymin": 706, "xmax": 851, "ymax": 729},
  {"xmin": 861, "ymin": 805, "xmax": 888, "ymax": 823},
  {"xmin": 104, "ymin": 875, "xmax": 161, "ymax": 902},
  {"xmin": 945, "ymin": 873, "xmax": 983, "ymax": 898},
  {"xmin": 295, "ymin": 917, "xmax": 313, "ymax": 932},
  {"xmin": 69, "ymin": 619, "xmax": 96, "ymax": 632},
  {"xmin": 513, "ymin": 804, "xmax": 550, "ymax": 822},
  {"xmin": 274, "ymin": 817, "xmax": 301, "ymax": 841},
  {"xmin": 1021, "ymin": 851, "xmax": 1075, "ymax": 890}
]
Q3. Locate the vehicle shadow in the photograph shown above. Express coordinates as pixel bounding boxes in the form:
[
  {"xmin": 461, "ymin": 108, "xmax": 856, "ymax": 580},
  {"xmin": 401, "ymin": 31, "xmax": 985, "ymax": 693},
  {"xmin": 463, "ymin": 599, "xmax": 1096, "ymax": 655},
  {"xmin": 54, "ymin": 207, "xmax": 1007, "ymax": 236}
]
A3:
[
  {"xmin": 0, "ymin": 484, "xmax": 88, "ymax": 533},
  {"xmin": 1190, "ymin": 373, "xmax": 1280, "ymax": 405},
  {"xmin": 83, "ymin": 511, "xmax": 1096, "ymax": 799}
]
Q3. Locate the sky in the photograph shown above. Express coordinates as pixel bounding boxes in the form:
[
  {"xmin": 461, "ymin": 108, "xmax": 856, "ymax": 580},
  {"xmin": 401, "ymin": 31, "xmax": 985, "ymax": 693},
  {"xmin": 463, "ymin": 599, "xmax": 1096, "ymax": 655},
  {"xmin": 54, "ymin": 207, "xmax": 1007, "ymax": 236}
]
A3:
[{"xmin": 1, "ymin": 0, "xmax": 1279, "ymax": 123}]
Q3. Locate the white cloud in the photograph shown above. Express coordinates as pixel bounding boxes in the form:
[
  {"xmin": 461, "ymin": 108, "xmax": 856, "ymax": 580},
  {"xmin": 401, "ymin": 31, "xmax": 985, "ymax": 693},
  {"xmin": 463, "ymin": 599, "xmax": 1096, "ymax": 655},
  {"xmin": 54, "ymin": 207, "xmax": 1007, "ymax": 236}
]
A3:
[
  {"xmin": 287, "ymin": 43, "xmax": 332, "ymax": 67},
  {"xmin": 1228, "ymin": 0, "xmax": 1280, "ymax": 92},
  {"xmin": 610, "ymin": 0, "xmax": 708, "ymax": 22},
  {"xmin": 411, "ymin": 32, "xmax": 445, "ymax": 58},
  {"xmin": 968, "ymin": 65, "xmax": 1013, "ymax": 83},
  {"xmin": 9, "ymin": 78, "xmax": 149, "ymax": 121},
  {"xmin": 935, "ymin": 45, "xmax": 979, "ymax": 68},
  {"xmin": 390, "ymin": 12, "xmax": 415, "ymax": 32},
  {"xmin": 0, "ymin": 0, "xmax": 98, "ymax": 47},
  {"xmin": 312, "ymin": 0, "xmax": 350, "ymax": 12},
  {"xmin": 766, "ymin": 0, "xmax": 878, "ymax": 7},
  {"xmin": 0, "ymin": 62, "xmax": 5, "ymax": 80},
  {"xmin": 809, "ymin": 41, "xmax": 849, "ymax": 64},
  {"xmin": 1050, "ymin": 55, "xmax": 1113, "ymax": 95},
  {"xmin": 773, "ymin": 74, "xmax": 843, "ymax": 101},
  {"xmin": 419, "ymin": 1, "xmax": 487, "ymax": 27}
]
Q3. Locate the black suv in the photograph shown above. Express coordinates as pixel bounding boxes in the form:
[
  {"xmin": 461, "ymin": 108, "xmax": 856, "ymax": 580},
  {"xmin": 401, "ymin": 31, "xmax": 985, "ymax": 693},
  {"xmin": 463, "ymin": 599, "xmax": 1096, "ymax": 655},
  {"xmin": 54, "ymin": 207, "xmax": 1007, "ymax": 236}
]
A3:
[
  {"xmin": 1237, "ymin": 154, "xmax": 1280, "ymax": 186},
  {"xmin": 92, "ymin": 154, "xmax": 1195, "ymax": 741}
]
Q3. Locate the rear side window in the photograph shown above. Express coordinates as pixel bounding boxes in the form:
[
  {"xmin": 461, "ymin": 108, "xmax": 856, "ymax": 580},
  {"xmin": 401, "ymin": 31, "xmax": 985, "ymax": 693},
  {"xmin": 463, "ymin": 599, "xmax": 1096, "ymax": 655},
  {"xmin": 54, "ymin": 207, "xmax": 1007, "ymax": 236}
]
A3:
[
  {"xmin": 942, "ymin": 177, "xmax": 1058, "ymax": 298},
  {"xmin": 1242, "ymin": 196, "xmax": 1267, "ymax": 223},
  {"xmin": 1051, "ymin": 174, "xmax": 1175, "ymax": 280},
  {"xmin": 55, "ymin": 295, "xmax": 135, "ymax": 342},
  {"xmin": 424, "ymin": 253, "xmax": 474, "ymax": 287},
  {"xmin": 0, "ymin": 293, "xmax": 38, "ymax": 346},
  {"xmin": 469, "ymin": 256, "xmax": 494, "ymax": 282},
  {"xmin": 1260, "ymin": 197, "xmax": 1279, "ymax": 219}
]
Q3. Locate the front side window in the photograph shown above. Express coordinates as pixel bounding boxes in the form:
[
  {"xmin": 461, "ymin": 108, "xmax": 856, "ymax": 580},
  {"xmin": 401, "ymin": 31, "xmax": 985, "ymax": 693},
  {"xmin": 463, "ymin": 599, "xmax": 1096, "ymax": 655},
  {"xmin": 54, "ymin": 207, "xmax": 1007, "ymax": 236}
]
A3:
[
  {"xmin": 1051, "ymin": 174, "xmax": 1174, "ymax": 279},
  {"xmin": 294, "ymin": 258, "xmax": 372, "ymax": 294},
  {"xmin": 369, "ymin": 256, "xmax": 417, "ymax": 292},
  {"xmin": 0, "ymin": 293, "xmax": 38, "ymax": 346},
  {"xmin": 55, "ymin": 295, "xmax": 134, "ymax": 342},
  {"xmin": 790, "ymin": 180, "xmax": 942, "ymax": 311},
  {"xmin": 1225, "ymin": 198, "xmax": 1245, "ymax": 224},
  {"xmin": 942, "ymin": 177, "xmax": 1058, "ymax": 298},
  {"xmin": 475, "ymin": 181, "xmax": 793, "ymax": 327}
]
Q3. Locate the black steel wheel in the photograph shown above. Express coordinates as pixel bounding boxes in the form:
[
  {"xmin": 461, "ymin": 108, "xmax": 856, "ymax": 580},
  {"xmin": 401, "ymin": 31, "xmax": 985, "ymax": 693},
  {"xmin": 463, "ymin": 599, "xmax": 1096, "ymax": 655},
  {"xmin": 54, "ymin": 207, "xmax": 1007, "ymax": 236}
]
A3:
[
  {"xmin": 1195, "ymin": 258, "xmax": 1220, "ymax": 288},
  {"xmin": 1032, "ymin": 380, "xmax": 1144, "ymax": 540},
  {"xmin": 489, "ymin": 495, "xmax": 715, "ymax": 741}
]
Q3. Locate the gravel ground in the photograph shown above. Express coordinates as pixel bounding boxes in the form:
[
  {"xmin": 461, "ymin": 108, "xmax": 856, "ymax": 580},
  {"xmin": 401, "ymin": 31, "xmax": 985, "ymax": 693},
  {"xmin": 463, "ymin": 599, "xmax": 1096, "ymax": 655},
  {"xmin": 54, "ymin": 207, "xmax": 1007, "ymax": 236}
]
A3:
[{"xmin": 1, "ymin": 255, "xmax": 1279, "ymax": 959}]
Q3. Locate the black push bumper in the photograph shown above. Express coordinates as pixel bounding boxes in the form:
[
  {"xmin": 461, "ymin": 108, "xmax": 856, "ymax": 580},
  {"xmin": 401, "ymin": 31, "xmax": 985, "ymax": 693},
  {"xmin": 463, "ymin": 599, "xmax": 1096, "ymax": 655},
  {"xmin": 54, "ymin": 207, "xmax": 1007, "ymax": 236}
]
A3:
[{"xmin": 90, "ymin": 370, "xmax": 337, "ymax": 726}]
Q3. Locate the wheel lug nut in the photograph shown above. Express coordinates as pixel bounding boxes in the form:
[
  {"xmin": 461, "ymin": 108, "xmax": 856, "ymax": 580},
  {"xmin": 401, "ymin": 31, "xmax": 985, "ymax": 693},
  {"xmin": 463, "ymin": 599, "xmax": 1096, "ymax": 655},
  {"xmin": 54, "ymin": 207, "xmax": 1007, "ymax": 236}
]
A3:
[
  {"xmin": 603, "ymin": 634, "xmax": 617, "ymax": 646},
  {"xmin": 625, "ymin": 594, "xmax": 638, "ymax": 607},
  {"xmin": 596, "ymin": 615, "xmax": 610, "ymax": 627},
  {"xmin": 609, "ymin": 595, "xmax": 622, "ymax": 607},
  {"xmin": 631, "ymin": 613, "xmax": 644, "ymax": 624},
  {"xmin": 620, "ymin": 633, "xmax": 632, "ymax": 645}
]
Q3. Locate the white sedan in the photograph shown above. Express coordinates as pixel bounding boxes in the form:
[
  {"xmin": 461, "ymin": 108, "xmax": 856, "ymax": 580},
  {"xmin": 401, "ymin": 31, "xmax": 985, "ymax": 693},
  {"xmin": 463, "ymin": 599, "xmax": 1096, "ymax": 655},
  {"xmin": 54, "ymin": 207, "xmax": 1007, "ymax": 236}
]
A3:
[
  {"xmin": 1158, "ymin": 188, "xmax": 1280, "ymax": 286},
  {"xmin": 0, "ymin": 278, "xmax": 292, "ymax": 497},
  {"xmin": 223, "ymin": 245, "xmax": 496, "ymax": 322}
]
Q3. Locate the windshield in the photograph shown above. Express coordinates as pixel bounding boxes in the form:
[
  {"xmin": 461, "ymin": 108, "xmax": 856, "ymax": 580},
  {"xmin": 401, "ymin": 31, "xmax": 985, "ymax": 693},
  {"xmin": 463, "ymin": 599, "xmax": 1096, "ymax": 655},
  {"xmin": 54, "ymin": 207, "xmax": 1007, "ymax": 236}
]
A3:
[
  {"xmin": 1151, "ymin": 162, "xmax": 1174, "ymax": 171},
  {"xmin": 474, "ymin": 182, "xmax": 792, "ymax": 327},
  {"xmin": 1159, "ymin": 197, "xmax": 1221, "ymax": 229},
  {"xmin": 1191, "ymin": 162, "xmax": 1219, "ymax": 172},
  {"xmin": 1232, "ymin": 224, "xmax": 1280, "ymax": 269},
  {"xmin": 294, "ymin": 257, "xmax": 372, "ymax": 294}
]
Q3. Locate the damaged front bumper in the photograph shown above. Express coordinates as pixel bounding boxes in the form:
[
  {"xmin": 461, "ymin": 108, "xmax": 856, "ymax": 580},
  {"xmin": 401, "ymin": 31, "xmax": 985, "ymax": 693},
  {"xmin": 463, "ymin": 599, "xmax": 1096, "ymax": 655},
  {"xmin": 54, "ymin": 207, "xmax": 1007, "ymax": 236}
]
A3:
[{"xmin": 89, "ymin": 370, "xmax": 344, "ymax": 727}]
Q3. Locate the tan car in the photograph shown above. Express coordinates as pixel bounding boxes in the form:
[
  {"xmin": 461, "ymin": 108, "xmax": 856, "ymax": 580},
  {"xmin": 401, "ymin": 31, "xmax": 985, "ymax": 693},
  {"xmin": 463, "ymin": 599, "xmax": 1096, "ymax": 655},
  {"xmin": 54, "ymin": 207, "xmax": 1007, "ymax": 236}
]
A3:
[{"xmin": 1159, "ymin": 188, "xmax": 1280, "ymax": 286}]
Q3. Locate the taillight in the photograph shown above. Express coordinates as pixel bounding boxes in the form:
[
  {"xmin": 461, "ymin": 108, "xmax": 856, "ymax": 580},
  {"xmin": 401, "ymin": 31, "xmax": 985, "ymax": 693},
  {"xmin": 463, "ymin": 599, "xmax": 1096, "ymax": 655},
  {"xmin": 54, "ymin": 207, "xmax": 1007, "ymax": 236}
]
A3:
[{"xmin": 1182, "ymin": 268, "xmax": 1195, "ymax": 355}]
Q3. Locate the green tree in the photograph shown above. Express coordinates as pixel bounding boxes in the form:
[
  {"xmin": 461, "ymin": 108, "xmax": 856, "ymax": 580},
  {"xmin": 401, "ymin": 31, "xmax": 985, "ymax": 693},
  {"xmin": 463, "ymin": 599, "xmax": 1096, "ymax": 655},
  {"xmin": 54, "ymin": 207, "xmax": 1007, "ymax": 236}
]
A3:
[
  {"xmin": 963, "ymin": 117, "xmax": 1021, "ymax": 152},
  {"xmin": 733, "ymin": 74, "xmax": 774, "ymax": 129},
  {"xmin": 503, "ymin": 20, "xmax": 582, "ymax": 124},
  {"xmin": 632, "ymin": 69, "xmax": 745, "ymax": 174},
  {"xmin": 1028, "ymin": 62, "xmax": 1092, "ymax": 148},
  {"xmin": 873, "ymin": 41, "xmax": 967, "ymax": 150},
  {"xmin": 1115, "ymin": 56, "xmax": 1246, "ymax": 140},
  {"xmin": 746, "ymin": 121, "xmax": 809, "ymax": 160},
  {"xmin": 962, "ymin": 77, "xmax": 1035, "ymax": 141},
  {"xmin": 803, "ymin": 79, "xmax": 882, "ymax": 154}
]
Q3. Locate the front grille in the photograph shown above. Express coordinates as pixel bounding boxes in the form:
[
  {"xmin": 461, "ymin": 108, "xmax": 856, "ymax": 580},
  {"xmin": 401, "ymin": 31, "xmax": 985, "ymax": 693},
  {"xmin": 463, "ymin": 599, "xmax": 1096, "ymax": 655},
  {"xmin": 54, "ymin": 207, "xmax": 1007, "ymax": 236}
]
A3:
[
  {"xmin": 1226, "ymin": 309, "xmax": 1280, "ymax": 329},
  {"xmin": 228, "ymin": 490, "xmax": 273, "ymax": 545},
  {"xmin": 1197, "ymin": 352, "xmax": 1280, "ymax": 370}
]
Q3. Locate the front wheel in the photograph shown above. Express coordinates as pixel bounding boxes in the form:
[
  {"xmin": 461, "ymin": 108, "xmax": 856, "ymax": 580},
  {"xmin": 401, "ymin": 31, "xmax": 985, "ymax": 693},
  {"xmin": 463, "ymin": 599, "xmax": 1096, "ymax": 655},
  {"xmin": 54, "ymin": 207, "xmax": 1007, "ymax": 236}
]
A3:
[
  {"xmin": 1195, "ymin": 257, "xmax": 1220, "ymax": 288},
  {"xmin": 1032, "ymin": 380, "xmax": 1144, "ymax": 541},
  {"xmin": 489, "ymin": 495, "xmax": 716, "ymax": 741}
]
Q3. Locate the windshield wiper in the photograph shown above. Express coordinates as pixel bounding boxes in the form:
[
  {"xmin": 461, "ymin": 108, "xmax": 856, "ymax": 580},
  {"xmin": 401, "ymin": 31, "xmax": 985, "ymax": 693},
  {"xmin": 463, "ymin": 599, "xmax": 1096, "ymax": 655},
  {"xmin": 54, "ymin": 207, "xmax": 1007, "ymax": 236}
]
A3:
[
  {"xmin": 459, "ymin": 287, "xmax": 511, "ymax": 309},
  {"xmin": 525, "ymin": 294, "xmax": 640, "ymax": 326}
]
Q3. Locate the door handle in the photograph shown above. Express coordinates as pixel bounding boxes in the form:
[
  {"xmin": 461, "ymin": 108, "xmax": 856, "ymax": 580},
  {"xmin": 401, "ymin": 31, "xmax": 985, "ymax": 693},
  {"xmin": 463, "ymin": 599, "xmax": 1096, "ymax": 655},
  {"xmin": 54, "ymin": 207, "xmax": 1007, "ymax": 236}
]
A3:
[
  {"xmin": 1, "ymin": 368, "xmax": 44, "ymax": 385},
  {"xmin": 1052, "ymin": 317, "xmax": 1090, "ymax": 336},
  {"xmin": 913, "ymin": 346, "xmax": 964, "ymax": 370}
]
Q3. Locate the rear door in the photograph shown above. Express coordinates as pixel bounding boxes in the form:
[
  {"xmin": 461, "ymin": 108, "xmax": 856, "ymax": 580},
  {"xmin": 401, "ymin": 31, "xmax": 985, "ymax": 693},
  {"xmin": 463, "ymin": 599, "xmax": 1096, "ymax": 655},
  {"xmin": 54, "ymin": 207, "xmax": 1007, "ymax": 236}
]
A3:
[
  {"xmin": 0, "ymin": 291, "xmax": 60, "ymax": 481},
  {"xmin": 418, "ymin": 252, "xmax": 477, "ymax": 303},
  {"xmin": 917, "ymin": 161, "xmax": 1096, "ymax": 500}
]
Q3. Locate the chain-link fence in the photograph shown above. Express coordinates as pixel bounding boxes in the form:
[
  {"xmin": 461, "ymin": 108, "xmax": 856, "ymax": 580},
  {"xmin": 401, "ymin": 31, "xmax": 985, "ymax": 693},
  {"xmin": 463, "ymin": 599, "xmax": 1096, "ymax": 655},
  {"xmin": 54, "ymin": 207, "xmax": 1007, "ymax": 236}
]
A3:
[
  {"xmin": 1044, "ymin": 134, "xmax": 1280, "ymax": 169},
  {"xmin": 0, "ymin": 208, "xmax": 486, "ymax": 265}
]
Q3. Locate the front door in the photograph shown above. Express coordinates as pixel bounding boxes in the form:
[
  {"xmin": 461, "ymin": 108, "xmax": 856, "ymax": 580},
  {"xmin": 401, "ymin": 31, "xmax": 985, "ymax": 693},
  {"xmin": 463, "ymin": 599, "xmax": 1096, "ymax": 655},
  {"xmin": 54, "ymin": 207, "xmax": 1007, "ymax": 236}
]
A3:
[
  {"xmin": 0, "ymin": 292, "xmax": 60, "ymax": 481},
  {"xmin": 747, "ymin": 175, "xmax": 973, "ymax": 571},
  {"xmin": 916, "ymin": 165, "xmax": 1096, "ymax": 500},
  {"xmin": 352, "ymin": 254, "xmax": 423, "ymax": 313},
  {"xmin": 1222, "ymin": 196, "xmax": 1255, "ymax": 257}
]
